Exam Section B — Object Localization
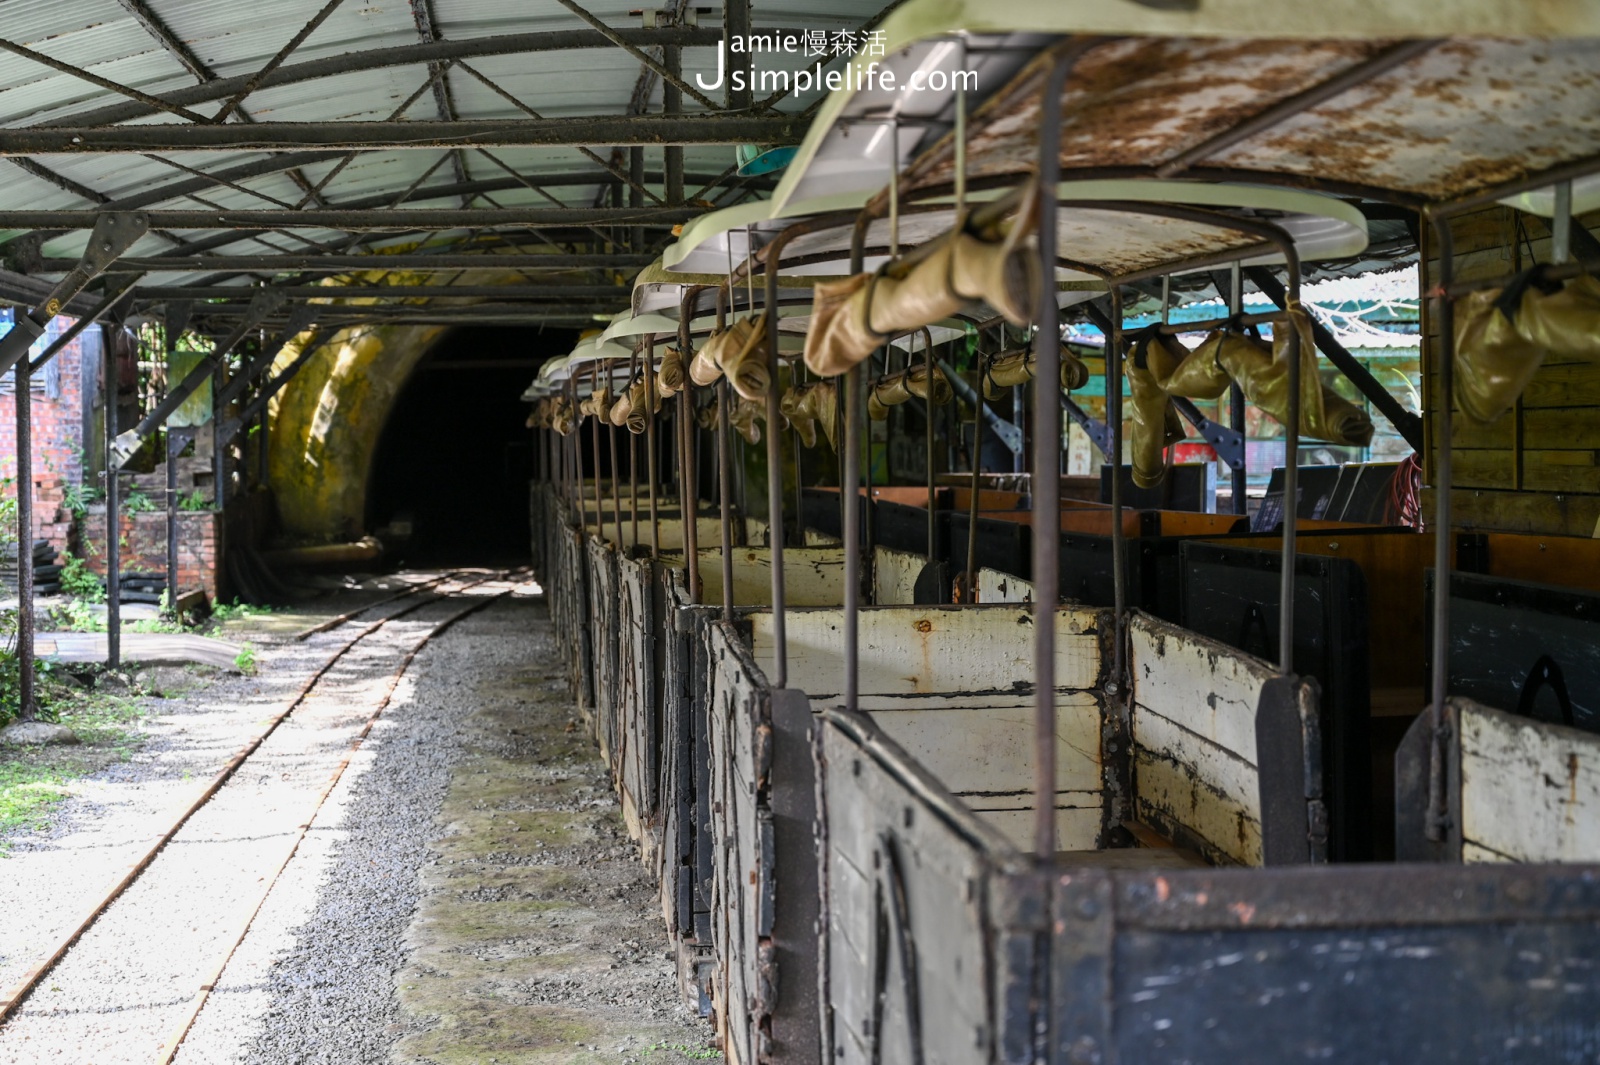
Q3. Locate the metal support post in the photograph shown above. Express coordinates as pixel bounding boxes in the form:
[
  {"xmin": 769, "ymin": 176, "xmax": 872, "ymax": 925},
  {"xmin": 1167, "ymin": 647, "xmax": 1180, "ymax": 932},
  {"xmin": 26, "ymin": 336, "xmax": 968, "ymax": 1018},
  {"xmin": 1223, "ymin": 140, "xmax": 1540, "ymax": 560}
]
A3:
[
  {"xmin": 104, "ymin": 328, "xmax": 121, "ymax": 667},
  {"xmin": 14, "ymin": 359, "xmax": 35, "ymax": 719}
]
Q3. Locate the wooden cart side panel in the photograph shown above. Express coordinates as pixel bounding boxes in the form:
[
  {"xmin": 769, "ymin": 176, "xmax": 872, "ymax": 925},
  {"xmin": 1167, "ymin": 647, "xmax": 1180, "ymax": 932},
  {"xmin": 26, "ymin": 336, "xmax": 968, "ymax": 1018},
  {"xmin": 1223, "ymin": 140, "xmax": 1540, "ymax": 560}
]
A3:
[
  {"xmin": 978, "ymin": 568, "xmax": 1033, "ymax": 604},
  {"xmin": 873, "ymin": 545, "xmax": 927, "ymax": 606},
  {"xmin": 762, "ymin": 605, "xmax": 1104, "ymax": 698},
  {"xmin": 1128, "ymin": 613, "xmax": 1286, "ymax": 866},
  {"xmin": 614, "ymin": 554, "xmax": 661, "ymax": 857},
  {"xmin": 694, "ymin": 547, "xmax": 849, "ymax": 608},
  {"xmin": 1459, "ymin": 701, "xmax": 1600, "ymax": 863},
  {"xmin": 818, "ymin": 709, "xmax": 1028, "ymax": 1065},
  {"xmin": 586, "ymin": 537, "xmax": 621, "ymax": 765},
  {"xmin": 705, "ymin": 621, "xmax": 775, "ymax": 1065},
  {"xmin": 862, "ymin": 692, "xmax": 1106, "ymax": 852}
]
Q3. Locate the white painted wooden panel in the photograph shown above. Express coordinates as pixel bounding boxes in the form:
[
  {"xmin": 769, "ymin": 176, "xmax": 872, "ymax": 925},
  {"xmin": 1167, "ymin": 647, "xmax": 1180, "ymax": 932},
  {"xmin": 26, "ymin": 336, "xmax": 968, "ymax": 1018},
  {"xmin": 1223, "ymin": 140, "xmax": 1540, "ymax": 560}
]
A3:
[
  {"xmin": 693, "ymin": 547, "xmax": 847, "ymax": 607},
  {"xmin": 873, "ymin": 546, "xmax": 926, "ymax": 606},
  {"xmin": 744, "ymin": 516, "xmax": 769, "ymax": 546},
  {"xmin": 974, "ymin": 806, "xmax": 1102, "ymax": 854},
  {"xmin": 1128, "ymin": 613, "xmax": 1274, "ymax": 769},
  {"xmin": 868, "ymin": 692, "xmax": 1103, "ymax": 795},
  {"xmin": 756, "ymin": 605, "xmax": 1103, "ymax": 697},
  {"xmin": 588, "ymin": 515, "xmax": 726, "ymax": 552},
  {"xmin": 1460, "ymin": 703, "xmax": 1600, "ymax": 863},
  {"xmin": 1132, "ymin": 705, "xmax": 1262, "ymax": 866},
  {"xmin": 804, "ymin": 528, "xmax": 842, "ymax": 546},
  {"xmin": 978, "ymin": 568, "xmax": 1032, "ymax": 604}
]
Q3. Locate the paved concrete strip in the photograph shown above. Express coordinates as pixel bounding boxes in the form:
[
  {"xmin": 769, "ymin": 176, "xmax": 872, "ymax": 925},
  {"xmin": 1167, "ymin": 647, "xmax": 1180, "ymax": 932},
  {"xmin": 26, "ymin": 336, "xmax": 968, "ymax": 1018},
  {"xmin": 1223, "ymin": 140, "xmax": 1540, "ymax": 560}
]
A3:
[
  {"xmin": 37, "ymin": 632, "xmax": 242, "ymax": 669},
  {"xmin": 392, "ymin": 607, "xmax": 710, "ymax": 1065}
]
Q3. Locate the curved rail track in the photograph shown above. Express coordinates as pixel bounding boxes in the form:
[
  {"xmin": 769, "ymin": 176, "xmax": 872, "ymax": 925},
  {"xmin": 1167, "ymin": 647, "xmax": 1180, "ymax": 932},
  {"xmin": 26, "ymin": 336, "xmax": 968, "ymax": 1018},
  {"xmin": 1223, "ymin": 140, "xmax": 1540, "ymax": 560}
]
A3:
[{"xmin": 0, "ymin": 569, "xmax": 525, "ymax": 1058}]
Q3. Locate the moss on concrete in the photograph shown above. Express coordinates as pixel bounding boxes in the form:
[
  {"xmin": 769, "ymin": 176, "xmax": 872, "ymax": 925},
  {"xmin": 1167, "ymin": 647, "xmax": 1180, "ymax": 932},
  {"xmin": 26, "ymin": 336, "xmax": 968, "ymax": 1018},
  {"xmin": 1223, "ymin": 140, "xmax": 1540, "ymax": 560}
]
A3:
[{"xmin": 392, "ymin": 609, "xmax": 713, "ymax": 1065}]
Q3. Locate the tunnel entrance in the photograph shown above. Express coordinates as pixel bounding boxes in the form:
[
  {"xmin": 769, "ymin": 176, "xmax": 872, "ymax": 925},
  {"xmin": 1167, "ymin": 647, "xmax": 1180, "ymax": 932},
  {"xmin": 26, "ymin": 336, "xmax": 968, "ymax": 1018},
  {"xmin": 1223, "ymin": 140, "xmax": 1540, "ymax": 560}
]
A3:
[{"xmin": 366, "ymin": 325, "xmax": 573, "ymax": 567}]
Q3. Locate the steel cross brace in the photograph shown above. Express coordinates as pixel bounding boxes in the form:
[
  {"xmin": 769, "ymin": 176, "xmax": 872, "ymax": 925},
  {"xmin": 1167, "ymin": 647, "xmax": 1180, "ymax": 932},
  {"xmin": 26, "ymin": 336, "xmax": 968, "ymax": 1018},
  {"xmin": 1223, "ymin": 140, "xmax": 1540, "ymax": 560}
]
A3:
[
  {"xmin": 0, "ymin": 212, "xmax": 148, "ymax": 376},
  {"xmin": 111, "ymin": 290, "xmax": 285, "ymax": 468},
  {"xmin": 1062, "ymin": 393, "xmax": 1114, "ymax": 459},
  {"xmin": 1172, "ymin": 396, "xmax": 1245, "ymax": 470},
  {"xmin": 216, "ymin": 305, "xmax": 321, "ymax": 441},
  {"xmin": 936, "ymin": 356, "xmax": 1024, "ymax": 455}
]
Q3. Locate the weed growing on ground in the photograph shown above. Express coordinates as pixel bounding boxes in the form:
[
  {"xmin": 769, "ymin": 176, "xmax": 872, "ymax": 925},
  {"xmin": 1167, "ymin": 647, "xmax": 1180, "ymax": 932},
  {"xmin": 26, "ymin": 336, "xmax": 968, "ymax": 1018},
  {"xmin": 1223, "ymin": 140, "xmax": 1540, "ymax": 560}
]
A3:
[
  {"xmin": 0, "ymin": 682, "xmax": 146, "ymax": 849},
  {"xmin": 211, "ymin": 600, "xmax": 274, "ymax": 623},
  {"xmin": 645, "ymin": 1043, "xmax": 722, "ymax": 1060},
  {"xmin": 233, "ymin": 642, "xmax": 258, "ymax": 675}
]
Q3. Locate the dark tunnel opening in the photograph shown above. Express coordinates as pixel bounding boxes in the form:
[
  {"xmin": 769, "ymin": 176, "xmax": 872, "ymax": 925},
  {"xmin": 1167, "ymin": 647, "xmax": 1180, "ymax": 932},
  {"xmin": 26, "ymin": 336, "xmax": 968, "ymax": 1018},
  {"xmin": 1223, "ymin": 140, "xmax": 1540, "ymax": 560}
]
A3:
[{"xmin": 365, "ymin": 325, "xmax": 575, "ymax": 567}]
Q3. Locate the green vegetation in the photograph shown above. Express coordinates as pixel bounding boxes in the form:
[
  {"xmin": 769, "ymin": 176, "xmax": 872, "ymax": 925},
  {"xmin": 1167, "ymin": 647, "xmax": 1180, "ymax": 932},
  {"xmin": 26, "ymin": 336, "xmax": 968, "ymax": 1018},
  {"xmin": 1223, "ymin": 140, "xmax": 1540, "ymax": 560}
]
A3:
[
  {"xmin": 0, "ymin": 681, "xmax": 147, "ymax": 850},
  {"xmin": 61, "ymin": 481, "xmax": 101, "ymax": 518},
  {"xmin": 122, "ymin": 490, "xmax": 158, "ymax": 514},
  {"xmin": 645, "ymin": 1043, "xmax": 722, "ymax": 1060},
  {"xmin": 233, "ymin": 641, "xmax": 257, "ymax": 675},
  {"xmin": 210, "ymin": 600, "xmax": 274, "ymax": 623},
  {"xmin": 58, "ymin": 551, "xmax": 105, "ymax": 602},
  {"xmin": 178, "ymin": 489, "xmax": 211, "ymax": 512}
]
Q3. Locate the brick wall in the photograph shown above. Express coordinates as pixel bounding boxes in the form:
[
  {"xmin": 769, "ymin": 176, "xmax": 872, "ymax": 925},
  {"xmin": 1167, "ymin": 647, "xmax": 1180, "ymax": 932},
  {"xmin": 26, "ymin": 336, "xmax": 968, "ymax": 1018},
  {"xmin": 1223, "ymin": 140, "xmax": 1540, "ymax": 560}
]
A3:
[
  {"xmin": 0, "ymin": 315, "xmax": 102, "ymax": 554},
  {"xmin": 81, "ymin": 509, "xmax": 221, "ymax": 599}
]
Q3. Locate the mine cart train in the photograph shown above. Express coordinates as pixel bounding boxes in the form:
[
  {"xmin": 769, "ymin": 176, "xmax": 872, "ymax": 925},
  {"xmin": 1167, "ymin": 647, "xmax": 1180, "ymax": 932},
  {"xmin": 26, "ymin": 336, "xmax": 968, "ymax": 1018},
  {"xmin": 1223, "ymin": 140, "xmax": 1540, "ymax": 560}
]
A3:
[{"xmin": 525, "ymin": 7, "xmax": 1600, "ymax": 1064}]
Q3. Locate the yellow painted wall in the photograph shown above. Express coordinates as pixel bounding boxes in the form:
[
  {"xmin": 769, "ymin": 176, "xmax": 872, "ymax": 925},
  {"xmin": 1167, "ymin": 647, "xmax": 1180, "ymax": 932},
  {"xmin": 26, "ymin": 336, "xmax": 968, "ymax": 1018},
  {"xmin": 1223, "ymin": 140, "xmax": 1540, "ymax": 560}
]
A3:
[{"xmin": 265, "ymin": 322, "xmax": 447, "ymax": 542}]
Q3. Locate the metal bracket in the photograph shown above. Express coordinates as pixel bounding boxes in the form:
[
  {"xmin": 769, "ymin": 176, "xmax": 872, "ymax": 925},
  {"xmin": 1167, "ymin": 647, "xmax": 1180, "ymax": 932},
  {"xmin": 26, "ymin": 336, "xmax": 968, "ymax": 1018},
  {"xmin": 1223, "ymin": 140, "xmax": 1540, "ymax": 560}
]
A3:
[
  {"xmin": 110, "ymin": 288, "xmax": 285, "ymax": 468},
  {"xmin": 1062, "ymin": 394, "xmax": 1113, "ymax": 460},
  {"xmin": 216, "ymin": 302, "xmax": 321, "ymax": 438},
  {"xmin": 1173, "ymin": 396, "xmax": 1245, "ymax": 470},
  {"xmin": 937, "ymin": 355, "xmax": 1024, "ymax": 455},
  {"xmin": 0, "ymin": 211, "xmax": 148, "ymax": 376}
]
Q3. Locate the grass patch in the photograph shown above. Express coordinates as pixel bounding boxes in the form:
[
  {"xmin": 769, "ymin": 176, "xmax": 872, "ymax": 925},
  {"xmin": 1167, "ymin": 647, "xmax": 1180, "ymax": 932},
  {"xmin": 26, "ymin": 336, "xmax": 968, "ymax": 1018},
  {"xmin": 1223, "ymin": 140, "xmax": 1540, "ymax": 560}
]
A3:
[{"xmin": 0, "ymin": 682, "xmax": 148, "ymax": 852}]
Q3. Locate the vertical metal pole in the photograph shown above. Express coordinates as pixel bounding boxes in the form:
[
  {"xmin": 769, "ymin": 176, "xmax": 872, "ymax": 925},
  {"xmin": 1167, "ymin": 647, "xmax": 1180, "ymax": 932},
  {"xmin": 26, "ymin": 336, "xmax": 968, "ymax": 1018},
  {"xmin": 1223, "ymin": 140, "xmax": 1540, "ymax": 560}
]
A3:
[
  {"xmin": 680, "ymin": 292, "xmax": 702, "ymax": 602},
  {"xmin": 14, "ymin": 358, "xmax": 35, "ymax": 720},
  {"xmin": 843, "ymin": 363, "xmax": 862, "ymax": 711},
  {"xmin": 763, "ymin": 246, "xmax": 787, "ymax": 687},
  {"xmin": 1425, "ymin": 213, "xmax": 1456, "ymax": 841},
  {"xmin": 965, "ymin": 349, "xmax": 983, "ymax": 602},
  {"xmin": 1108, "ymin": 288, "xmax": 1127, "ymax": 686},
  {"xmin": 645, "ymin": 338, "xmax": 660, "ymax": 557},
  {"xmin": 1013, "ymin": 386, "xmax": 1025, "ymax": 474},
  {"xmin": 104, "ymin": 330, "xmax": 120, "ymax": 668},
  {"xmin": 166, "ymin": 454, "xmax": 184, "ymax": 621},
  {"xmin": 1032, "ymin": 54, "xmax": 1071, "ymax": 860},
  {"xmin": 663, "ymin": 40, "xmax": 684, "ymax": 208},
  {"xmin": 589, "ymin": 366, "xmax": 603, "ymax": 540},
  {"xmin": 629, "ymin": 146, "xmax": 645, "ymax": 253},
  {"xmin": 607, "ymin": 373, "xmax": 623, "ymax": 546},
  {"xmin": 629, "ymin": 388, "xmax": 640, "ymax": 550},
  {"xmin": 256, "ymin": 403, "xmax": 268, "ymax": 487},
  {"xmin": 923, "ymin": 329, "xmax": 936, "ymax": 562},
  {"xmin": 1278, "ymin": 266, "xmax": 1303, "ymax": 673},
  {"xmin": 717, "ymin": 379, "xmax": 735, "ymax": 621},
  {"xmin": 1552, "ymin": 181, "xmax": 1573, "ymax": 266},
  {"xmin": 211, "ymin": 365, "xmax": 224, "ymax": 508},
  {"xmin": 1228, "ymin": 262, "xmax": 1247, "ymax": 514}
]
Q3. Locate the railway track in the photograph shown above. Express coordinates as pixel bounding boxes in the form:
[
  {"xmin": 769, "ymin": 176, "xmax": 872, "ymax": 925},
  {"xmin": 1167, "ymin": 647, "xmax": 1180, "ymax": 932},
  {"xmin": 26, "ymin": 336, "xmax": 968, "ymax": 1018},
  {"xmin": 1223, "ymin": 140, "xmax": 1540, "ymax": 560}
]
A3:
[{"xmin": 0, "ymin": 569, "xmax": 525, "ymax": 1061}]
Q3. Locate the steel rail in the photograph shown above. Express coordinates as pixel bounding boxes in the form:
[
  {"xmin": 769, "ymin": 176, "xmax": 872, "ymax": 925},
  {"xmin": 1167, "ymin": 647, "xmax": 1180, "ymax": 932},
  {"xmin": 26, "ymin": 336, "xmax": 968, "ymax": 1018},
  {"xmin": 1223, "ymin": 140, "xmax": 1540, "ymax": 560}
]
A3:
[
  {"xmin": 291, "ymin": 570, "xmax": 462, "ymax": 640},
  {"xmin": 155, "ymin": 577, "xmax": 521, "ymax": 1064},
  {"xmin": 0, "ymin": 572, "xmax": 508, "ymax": 1025}
]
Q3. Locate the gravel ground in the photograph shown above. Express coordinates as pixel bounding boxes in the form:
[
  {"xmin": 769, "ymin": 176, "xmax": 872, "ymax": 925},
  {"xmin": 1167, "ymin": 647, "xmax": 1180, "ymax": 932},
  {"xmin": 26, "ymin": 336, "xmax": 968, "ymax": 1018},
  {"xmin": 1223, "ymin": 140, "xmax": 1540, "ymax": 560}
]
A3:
[
  {"xmin": 0, "ymin": 574, "xmax": 488, "ymax": 1062},
  {"xmin": 0, "ymin": 574, "xmax": 706, "ymax": 1064}
]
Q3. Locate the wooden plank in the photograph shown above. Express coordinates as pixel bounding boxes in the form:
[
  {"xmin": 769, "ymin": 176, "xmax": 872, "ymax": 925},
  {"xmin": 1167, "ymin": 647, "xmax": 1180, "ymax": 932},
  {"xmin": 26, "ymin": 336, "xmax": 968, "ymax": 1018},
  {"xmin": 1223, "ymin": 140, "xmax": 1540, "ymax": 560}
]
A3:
[
  {"xmin": 872, "ymin": 545, "xmax": 926, "ymax": 606},
  {"xmin": 1428, "ymin": 487, "xmax": 1600, "ymax": 537},
  {"xmin": 760, "ymin": 605, "xmax": 1104, "ymax": 697},
  {"xmin": 1521, "ymin": 452, "xmax": 1600, "ymax": 495},
  {"xmin": 977, "ymin": 568, "xmax": 1032, "ymax": 603},
  {"xmin": 1459, "ymin": 703, "xmax": 1600, "ymax": 864},
  {"xmin": 1522, "ymin": 362, "xmax": 1600, "ymax": 409},
  {"xmin": 1523, "ymin": 407, "xmax": 1600, "ymax": 450},
  {"xmin": 694, "ymin": 547, "xmax": 846, "ymax": 608},
  {"xmin": 1127, "ymin": 614, "xmax": 1276, "ymax": 767},
  {"xmin": 866, "ymin": 691, "xmax": 1104, "ymax": 795},
  {"xmin": 1132, "ymin": 705, "xmax": 1263, "ymax": 866},
  {"xmin": 1453, "ymin": 448, "xmax": 1516, "ymax": 490},
  {"xmin": 1483, "ymin": 532, "xmax": 1600, "ymax": 593},
  {"xmin": 975, "ymin": 806, "xmax": 1101, "ymax": 853}
]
